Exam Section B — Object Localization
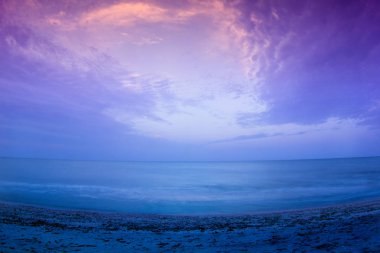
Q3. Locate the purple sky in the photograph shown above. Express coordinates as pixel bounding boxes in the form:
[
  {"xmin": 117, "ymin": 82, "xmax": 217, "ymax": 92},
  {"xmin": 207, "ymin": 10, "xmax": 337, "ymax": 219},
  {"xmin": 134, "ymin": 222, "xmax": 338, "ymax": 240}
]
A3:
[{"xmin": 1, "ymin": 0, "xmax": 380, "ymax": 161}]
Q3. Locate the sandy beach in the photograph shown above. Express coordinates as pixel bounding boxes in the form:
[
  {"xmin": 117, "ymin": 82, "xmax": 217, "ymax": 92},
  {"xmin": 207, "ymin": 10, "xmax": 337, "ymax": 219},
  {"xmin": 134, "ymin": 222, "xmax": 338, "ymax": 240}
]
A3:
[{"xmin": 1, "ymin": 200, "xmax": 380, "ymax": 252}]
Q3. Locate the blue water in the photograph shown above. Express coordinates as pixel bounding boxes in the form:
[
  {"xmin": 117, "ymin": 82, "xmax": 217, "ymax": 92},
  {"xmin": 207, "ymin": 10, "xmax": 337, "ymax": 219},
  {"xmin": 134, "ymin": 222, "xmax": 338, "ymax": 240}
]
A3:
[{"xmin": 0, "ymin": 157, "xmax": 380, "ymax": 215}]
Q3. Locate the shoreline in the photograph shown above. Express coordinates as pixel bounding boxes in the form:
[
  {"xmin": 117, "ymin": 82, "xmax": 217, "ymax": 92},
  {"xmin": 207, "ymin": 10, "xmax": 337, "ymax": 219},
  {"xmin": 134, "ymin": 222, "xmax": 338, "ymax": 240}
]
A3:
[
  {"xmin": 1, "ymin": 199, "xmax": 380, "ymax": 252},
  {"xmin": 1, "ymin": 195, "xmax": 380, "ymax": 217}
]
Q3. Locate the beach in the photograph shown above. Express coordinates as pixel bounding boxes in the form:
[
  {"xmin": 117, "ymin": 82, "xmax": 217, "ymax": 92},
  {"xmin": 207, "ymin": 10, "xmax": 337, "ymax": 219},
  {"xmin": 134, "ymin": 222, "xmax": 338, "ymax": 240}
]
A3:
[
  {"xmin": 1, "ymin": 200, "xmax": 380, "ymax": 252},
  {"xmin": 2, "ymin": 0, "xmax": 380, "ymax": 251}
]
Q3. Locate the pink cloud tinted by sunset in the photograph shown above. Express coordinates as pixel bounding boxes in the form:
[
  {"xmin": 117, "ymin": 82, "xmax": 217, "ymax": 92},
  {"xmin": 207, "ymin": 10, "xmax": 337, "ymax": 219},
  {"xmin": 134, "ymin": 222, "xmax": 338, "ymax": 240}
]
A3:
[{"xmin": 1, "ymin": 0, "xmax": 380, "ymax": 160}]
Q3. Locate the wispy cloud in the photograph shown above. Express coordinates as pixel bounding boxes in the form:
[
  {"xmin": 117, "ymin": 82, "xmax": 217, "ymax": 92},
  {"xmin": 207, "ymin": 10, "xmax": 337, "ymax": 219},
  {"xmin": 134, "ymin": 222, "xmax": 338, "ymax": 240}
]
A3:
[
  {"xmin": 80, "ymin": 2, "xmax": 193, "ymax": 26},
  {"xmin": 1, "ymin": 0, "xmax": 379, "ymax": 152},
  {"xmin": 212, "ymin": 117, "xmax": 365, "ymax": 144}
]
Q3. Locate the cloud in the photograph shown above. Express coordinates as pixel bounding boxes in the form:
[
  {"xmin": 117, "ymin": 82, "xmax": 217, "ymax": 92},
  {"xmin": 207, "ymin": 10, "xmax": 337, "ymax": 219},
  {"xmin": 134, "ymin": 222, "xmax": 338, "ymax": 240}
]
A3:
[
  {"xmin": 213, "ymin": 117, "xmax": 366, "ymax": 144},
  {"xmin": 1, "ymin": 0, "xmax": 378, "ymax": 147},
  {"xmin": 246, "ymin": 0, "xmax": 380, "ymax": 126},
  {"xmin": 80, "ymin": 2, "xmax": 192, "ymax": 27},
  {"xmin": 105, "ymin": 89, "xmax": 268, "ymax": 142},
  {"xmin": 64, "ymin": 0, "xmax": 273, "ymax": 142}
]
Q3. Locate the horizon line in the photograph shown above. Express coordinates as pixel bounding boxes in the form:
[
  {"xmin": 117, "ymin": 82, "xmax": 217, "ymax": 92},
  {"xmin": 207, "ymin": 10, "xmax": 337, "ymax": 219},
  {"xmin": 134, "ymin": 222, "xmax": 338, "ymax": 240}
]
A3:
[{"xmin": 1, "ymin": 155, "xmax": 379, "ymax": 163}]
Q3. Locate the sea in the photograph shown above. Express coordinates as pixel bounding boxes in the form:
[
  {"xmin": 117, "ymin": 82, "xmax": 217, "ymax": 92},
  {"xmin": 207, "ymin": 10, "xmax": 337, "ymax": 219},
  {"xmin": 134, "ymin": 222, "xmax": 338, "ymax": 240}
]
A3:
[{"xmin": 0, "ymin": 157, "xmax": 380, "ymax": 215}]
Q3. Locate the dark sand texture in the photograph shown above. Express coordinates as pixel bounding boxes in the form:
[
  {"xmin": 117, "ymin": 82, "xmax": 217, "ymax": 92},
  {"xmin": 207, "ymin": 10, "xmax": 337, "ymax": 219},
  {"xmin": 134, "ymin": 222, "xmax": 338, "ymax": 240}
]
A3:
[{"xmin": 1, "ymin": 200, "xmax": 380, "ymax": 252}]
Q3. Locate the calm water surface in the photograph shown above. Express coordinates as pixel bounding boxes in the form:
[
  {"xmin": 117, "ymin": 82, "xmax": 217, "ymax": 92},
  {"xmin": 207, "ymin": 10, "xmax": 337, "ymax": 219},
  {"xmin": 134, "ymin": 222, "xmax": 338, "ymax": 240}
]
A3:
[{"xmin": 1, "ymin": 157, "xmax": 380, "ymax": 214}]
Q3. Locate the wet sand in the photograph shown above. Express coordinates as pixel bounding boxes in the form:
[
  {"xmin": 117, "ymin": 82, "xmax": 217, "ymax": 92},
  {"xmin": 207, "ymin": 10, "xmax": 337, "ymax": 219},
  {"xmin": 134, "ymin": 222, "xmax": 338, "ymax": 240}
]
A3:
[{"xmin": 1, "ymin": 200, "xmax": 380, "ymax": 252}]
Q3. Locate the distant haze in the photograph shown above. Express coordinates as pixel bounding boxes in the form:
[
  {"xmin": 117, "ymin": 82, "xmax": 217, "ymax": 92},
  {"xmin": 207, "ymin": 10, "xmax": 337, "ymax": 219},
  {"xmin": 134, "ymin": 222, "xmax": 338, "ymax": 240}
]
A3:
[
  {"xmin": 1, "ymin": 0, "xmax": 380, "ymax": 161},
  {"xmin": 1, "ymin": 157, "xmax": 380, "ymax": 214}
]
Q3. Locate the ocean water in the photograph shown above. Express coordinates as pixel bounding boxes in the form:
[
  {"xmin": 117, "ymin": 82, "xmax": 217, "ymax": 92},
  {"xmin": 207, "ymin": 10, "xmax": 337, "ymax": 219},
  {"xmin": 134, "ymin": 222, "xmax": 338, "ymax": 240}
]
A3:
[{"xmin": 0, "ymin": 157, "xmax": 380, "ymax": 215}]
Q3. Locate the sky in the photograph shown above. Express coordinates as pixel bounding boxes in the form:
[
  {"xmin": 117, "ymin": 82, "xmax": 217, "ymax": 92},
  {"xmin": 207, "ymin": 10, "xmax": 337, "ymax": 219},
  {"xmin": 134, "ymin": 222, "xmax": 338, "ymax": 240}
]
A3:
[{"xmin": 1, "ymin": 0, "xmax": 380, "ymax": 161}]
